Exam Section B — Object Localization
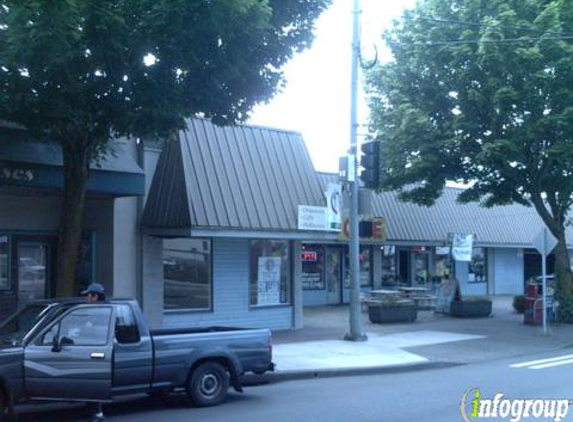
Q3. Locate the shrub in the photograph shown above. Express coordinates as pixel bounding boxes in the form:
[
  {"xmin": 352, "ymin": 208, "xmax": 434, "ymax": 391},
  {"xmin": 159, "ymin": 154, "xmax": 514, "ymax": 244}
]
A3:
[
  {"xmin": 556, "ymin": 295, "xmax": 573, "ymax": 323},
  {"xmin": 513, "ymin": 295, "xmax": 525, "ymax": 314}
]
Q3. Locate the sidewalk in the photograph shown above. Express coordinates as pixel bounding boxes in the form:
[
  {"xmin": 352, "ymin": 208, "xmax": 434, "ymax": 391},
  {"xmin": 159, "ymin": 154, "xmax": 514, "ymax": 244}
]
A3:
[{"xmin": 268, "ymin": 297, "xmax": 573, "ymax": 380}]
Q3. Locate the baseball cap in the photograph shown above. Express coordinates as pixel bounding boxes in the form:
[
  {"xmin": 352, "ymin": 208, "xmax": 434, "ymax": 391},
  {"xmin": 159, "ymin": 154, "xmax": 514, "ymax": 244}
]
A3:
[{"xmin": 81, "ymin": 283, "xmax": 105, "ymax": 295}]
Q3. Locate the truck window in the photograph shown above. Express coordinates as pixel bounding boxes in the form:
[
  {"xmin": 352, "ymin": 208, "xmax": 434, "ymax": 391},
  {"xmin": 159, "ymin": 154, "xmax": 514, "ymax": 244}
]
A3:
[
  {"xmin": 115, "ymin": 304, "xmax": 140, "ymax": 344},
  {"xmin": 44, "ymin": 307, "xmax": 112, "ymax": 346},
  {"xmin": 41, "ymin": 323, "xmax": 59, "ymax": 346},
  {"xmin": 0, "ymin": 303, "xmax": 50, "ymax": 345}
]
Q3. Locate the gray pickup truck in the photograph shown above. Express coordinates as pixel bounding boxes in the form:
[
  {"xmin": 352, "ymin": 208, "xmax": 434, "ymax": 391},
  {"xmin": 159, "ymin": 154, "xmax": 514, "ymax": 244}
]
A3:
[{"xmin": 0, "ymin": 298, "xmax": 274, "ymax": 417}]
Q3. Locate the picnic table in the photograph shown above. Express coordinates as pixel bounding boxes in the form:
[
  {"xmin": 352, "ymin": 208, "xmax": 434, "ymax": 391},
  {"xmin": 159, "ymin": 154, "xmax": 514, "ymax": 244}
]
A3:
[
  {"xmin": 399, "ymin": 287, "xmax": 429, "ymax": 296},
  {"xmin": 370, "ymin": 289, "xmax": 403, "ymax": 298},
  {"xmin": 361, "ymin": 289, "xmax": 403, "ymax": 312},
  {"xmin": 400, "ymin": 287, "xmax": 436, "ymax": 310}
]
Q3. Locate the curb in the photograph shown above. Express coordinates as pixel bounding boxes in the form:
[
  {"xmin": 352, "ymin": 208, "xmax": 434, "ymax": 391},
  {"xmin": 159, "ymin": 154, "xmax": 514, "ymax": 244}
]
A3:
[{"xmin": 241, "ymin": 361, "xmax": 462, "ymax": 386}]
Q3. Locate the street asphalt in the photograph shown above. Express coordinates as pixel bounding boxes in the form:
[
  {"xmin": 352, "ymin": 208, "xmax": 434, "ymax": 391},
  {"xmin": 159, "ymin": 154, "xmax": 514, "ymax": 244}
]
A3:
[{"xmin": 13, "ymin": 296, "xmax": 573, "ymax": 421}]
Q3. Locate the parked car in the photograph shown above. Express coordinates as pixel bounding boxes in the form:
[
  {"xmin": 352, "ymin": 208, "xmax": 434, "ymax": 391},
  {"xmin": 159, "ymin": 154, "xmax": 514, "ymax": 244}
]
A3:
[{"xmin": 0, "ymin": 298, "xmax": 274, "ymax": 416}]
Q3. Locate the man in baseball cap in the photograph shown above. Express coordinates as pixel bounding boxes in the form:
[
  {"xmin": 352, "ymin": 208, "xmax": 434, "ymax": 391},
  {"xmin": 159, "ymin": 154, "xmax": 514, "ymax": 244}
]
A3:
[{"xmin": 81, "ymin": 283, "xmax": 106, "ymax": 302}]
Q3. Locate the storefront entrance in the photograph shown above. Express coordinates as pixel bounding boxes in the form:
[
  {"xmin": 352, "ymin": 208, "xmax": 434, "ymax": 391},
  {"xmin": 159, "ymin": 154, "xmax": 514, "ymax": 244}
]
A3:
[
  {"xmin": 412, "ymin": 249, "xmax": 430, "ymax": 287},
  {"xmin": 0, "ymin": 234, "xmax": 58, "ymax": 319},
  {"xmin": 0, "ymin": 232, "xmax": 97, "ymax": 320}
]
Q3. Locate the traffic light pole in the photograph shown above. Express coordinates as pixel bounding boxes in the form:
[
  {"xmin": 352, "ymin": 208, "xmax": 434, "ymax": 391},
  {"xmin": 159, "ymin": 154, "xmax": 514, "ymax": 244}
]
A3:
[{"xmin": 344, "ymin": 0, "xmax": 367, "ymax": 342}]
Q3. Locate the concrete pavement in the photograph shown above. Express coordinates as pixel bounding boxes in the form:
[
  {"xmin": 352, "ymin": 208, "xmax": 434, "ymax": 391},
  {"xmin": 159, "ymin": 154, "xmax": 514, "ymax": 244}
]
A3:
[{"xmin": 268, "ymin": 296, "xmax": 573, "ymax": 379}]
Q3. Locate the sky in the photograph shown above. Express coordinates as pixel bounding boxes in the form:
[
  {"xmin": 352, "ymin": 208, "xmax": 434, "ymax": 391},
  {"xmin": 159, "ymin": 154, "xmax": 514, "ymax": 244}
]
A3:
[{"xmin": 248, "ymin": 0, "xmax": 418, "ymax": 173}]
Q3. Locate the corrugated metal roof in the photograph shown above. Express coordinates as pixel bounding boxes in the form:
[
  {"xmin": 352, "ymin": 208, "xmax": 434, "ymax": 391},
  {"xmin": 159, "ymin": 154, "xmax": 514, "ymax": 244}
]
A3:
[
  {"xmin": 316, "ymin": 172, "xmax": 573, "ymax": 247},
  {"xmin": 143, "ymin": 118, "xmax": 324, "ymax": 233}
]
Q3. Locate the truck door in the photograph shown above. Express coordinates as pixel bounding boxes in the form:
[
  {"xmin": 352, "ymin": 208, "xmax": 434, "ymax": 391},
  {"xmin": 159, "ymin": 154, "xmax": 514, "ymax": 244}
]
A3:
[
  {"xmin": 24, "ymin": 305, "xmax": 114, "ymax": 401},
  {"xmin": 112, "ymin": 303, "xmax": 153, "ymax": 394}
]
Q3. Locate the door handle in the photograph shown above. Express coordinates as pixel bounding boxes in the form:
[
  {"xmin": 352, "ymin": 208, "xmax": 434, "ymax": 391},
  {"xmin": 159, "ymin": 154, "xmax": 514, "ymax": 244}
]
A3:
[{"xmin": 90, "ymin": 352, "xmax": 105, "ymax": 359}]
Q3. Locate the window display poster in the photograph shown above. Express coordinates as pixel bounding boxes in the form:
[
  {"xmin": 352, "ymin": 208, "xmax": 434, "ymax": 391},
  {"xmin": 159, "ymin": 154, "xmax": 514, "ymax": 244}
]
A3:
[
  {"xmin": 302, "ymin": 272, "xmax": 324, "ymax": 290},
  {"xmin": 258, "ymin": 257, "xmax": 281, "ymax": 305},
  {"xmin": 435, "ymin": 277, "xmax": 460, "ymax": 314}
]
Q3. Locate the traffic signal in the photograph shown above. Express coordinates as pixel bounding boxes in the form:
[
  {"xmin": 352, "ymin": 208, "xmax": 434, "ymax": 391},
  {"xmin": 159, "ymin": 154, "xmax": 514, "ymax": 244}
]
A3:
[{"xmin": 360, "ymin": 140, "xmax": 380, "ymax": 189}]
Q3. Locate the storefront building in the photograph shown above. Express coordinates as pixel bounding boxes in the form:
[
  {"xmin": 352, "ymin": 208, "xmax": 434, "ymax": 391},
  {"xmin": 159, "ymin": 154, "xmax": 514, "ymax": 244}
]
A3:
[
  {"xmin": 0, "ymin": 125, "xmax": 145, "ymax": 321},
  {"xmin": 140, "ymin": 118, "xmax": 332, "ymax": 330},
  {"xmin": 299, "ymin": 173, "xmax": 573, "ymax": 307},
  {"xmin": 2, "ymin": 117, "xmax": 573, "ymax": 330}
]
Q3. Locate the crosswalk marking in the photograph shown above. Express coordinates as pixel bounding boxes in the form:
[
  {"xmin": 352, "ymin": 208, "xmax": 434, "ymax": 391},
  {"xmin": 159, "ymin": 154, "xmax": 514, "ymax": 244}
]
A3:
[
  {"xmin": 529, "ymin": 358, "xmax": 573, "ymax": 370},
  {"xmin": 511, "ymin": 354, "xmax": 573, "ymax": 369}
]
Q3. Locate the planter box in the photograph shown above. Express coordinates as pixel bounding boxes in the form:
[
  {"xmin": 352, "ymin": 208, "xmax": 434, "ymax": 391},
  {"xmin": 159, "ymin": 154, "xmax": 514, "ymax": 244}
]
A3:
[
  {"xmin": 450, "ymin": 300, "xmax": 492, "ymax": 318},
  {"xmin": 368, "ymin": 302, "xmax": 418, "ymax": 323}
]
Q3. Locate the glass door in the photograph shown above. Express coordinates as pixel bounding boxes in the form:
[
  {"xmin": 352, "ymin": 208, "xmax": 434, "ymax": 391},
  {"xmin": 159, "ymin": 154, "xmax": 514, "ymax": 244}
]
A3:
[
  {"xmin": 18, "ymin": 242, "xmax": 50, "ymax": 307},
  {"xmin": 412, "ymin": 250, "xmax": 429, "ymax": 287}
]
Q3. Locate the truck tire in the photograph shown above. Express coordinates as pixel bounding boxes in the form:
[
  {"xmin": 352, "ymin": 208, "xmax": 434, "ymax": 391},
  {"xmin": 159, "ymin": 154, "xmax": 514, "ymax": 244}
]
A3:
[{"xmin": 187, "ymin": 361, "xmax": 229, "ymax": 407}]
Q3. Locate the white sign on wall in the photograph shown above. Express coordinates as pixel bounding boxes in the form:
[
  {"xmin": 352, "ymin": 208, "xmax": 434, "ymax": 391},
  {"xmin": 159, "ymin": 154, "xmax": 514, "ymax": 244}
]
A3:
[
  {"xmin": 257, "ymin": 257, "xmax": 281, "ymax": 305},
  {"xmin": 298, "ymin": 205, "xmax": 328, "ymax": 231},
  {"xmin": 325, "ymin": 183, "xmax": 342, "ymax": 231}
]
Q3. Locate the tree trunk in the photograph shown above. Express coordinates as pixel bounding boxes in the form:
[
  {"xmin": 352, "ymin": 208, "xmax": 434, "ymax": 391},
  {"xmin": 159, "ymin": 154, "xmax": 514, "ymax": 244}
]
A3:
[
  {"xmin": 553, "ymin": 229, "xmax": 573, "ymax": 297},
  {"xmin": 56, "ymin": 145, "xmax": 89, "ymax": 297}
]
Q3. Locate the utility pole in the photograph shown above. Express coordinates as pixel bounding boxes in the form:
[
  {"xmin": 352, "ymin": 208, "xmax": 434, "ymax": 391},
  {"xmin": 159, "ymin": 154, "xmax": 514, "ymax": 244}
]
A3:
[{"xmin": 344, "ymin": 0, "xmax": 367, "ymax": 342}]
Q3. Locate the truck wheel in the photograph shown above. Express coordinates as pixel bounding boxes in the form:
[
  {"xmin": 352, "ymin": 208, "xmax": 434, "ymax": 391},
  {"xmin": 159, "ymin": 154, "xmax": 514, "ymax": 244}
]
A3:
[{"xmin": 187, "ymin": 362, "xmax": 229, "ymax": 407}]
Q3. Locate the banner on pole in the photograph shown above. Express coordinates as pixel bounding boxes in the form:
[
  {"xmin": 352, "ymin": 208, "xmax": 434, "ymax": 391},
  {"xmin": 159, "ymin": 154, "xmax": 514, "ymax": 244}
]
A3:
[{"xmin": 452, "ymin": 234, "xmax": 473, "ymax": 262}]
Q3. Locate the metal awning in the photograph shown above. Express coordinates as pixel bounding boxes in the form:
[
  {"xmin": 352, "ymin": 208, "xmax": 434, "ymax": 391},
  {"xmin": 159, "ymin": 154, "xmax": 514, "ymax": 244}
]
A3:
[
  {"xmin": 0, "ymin": 127, "xmax": 145, "ymax": 197},
  {"xmin": 142, "ymin": 118, "xmax": 326, "ymax": 237}
]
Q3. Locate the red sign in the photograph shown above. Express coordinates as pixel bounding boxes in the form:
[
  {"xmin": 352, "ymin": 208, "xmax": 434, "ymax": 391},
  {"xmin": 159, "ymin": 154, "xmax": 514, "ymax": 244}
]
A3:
[
  {"xmin": 339, "ymin": 218, "xmax": 386, "ymax": 241},
  {"xmin": 301, "ymin": 251, "xmax": 318, "ymax": 262}
]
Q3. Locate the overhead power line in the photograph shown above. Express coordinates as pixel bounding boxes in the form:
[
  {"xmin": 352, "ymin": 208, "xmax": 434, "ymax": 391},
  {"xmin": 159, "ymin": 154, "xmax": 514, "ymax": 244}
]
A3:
[
  {"xmin": 409, "ymin": 16, "xmax": 573, "ymax": 38},
  {"xmin": 388, "ymin": 35, "xmax": 573, "ymax": 48}
]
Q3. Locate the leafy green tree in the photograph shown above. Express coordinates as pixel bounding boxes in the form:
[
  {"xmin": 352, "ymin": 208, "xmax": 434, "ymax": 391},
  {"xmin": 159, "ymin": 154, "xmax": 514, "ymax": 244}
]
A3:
[
  {"xmin": 0, "ymin": 0, "xmax": 329, "ymax": 296},
  {"xmin": 366, "ymin": 0, "xmax": 573, "ymax": 302}
]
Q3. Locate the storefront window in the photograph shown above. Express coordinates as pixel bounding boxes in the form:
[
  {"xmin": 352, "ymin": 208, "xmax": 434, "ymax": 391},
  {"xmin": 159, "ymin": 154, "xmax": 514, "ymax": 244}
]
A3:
[
  {"xmin": 302, "ymin": 244, "xmax": 325, "ymax": 290},
  {"xmin": 381, "ymin": 246, "xmax": 397, "ymax": 286},
  {"xmin": 360, "ymin": 246, "xmax": 372, "ymax": 287},
  {"xmin": 163, "ymin": 238, "xmax": 212, "ymax": 310},
  {"xmin": 0, "ymin": 236, "xmax": 8, "ymax": 290},
  {"xmin": 435, "ymin": 247, "xmax": 451, "ymax": 281},
  {"xmin": 469, "ymin": 247, "xmax": 487, "ymax": 283},
  {"xmin": 18, "ymin": 243, "xmax": 48, "ymax": 306},
  {"xmin": 412, "ymin": 248, "xmax": 429, "ymax": 286},
  {"xmin": 250, "ymin": 240, "xmax": 291, "ymax": 306},
  {"xmin": 343, "ymin": 246, "xmax": 372, "ymax": 288}
]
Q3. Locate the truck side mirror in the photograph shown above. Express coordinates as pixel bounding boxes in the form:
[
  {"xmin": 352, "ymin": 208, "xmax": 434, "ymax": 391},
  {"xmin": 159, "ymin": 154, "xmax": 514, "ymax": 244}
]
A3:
[
  {"xmin": 51, "ymin": 335, "xmax": 74, "ymax": 352},
  {"xmin": 51, "ymin": 336, "xmax": 61, "ymax": 353},
  {"xmin": 60, "ymin": 336, "xmax": 74, "ymax": 346}
]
